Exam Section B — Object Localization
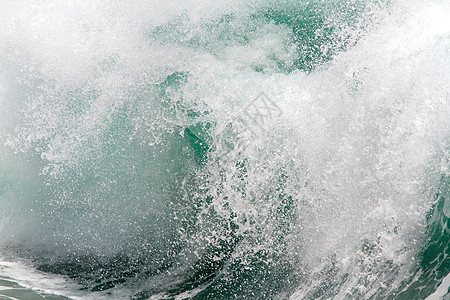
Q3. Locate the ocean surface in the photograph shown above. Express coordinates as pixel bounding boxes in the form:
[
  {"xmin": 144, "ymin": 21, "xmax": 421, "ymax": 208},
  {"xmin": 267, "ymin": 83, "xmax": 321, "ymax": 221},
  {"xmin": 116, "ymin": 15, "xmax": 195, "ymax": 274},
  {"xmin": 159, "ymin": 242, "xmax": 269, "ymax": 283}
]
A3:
[{"xmin": 0, "ymin": 0, "xmax": 449, "ymax": 299}]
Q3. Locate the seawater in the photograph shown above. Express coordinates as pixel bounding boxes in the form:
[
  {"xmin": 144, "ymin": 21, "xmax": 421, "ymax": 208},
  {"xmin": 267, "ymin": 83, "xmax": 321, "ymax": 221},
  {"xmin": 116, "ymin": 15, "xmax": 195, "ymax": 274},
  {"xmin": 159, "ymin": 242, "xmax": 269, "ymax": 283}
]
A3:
[{"xmin": 0, "ymin": 0, "xmax": 449, "ymax": 299}]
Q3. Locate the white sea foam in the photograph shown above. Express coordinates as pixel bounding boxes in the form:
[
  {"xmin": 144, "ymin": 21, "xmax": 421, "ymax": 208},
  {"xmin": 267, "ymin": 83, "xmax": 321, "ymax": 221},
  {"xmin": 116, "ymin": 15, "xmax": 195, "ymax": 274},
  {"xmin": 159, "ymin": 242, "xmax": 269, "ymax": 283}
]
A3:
[{"xmin": 0, "ymin": 257, "xmax": 98, "ymax": 299}]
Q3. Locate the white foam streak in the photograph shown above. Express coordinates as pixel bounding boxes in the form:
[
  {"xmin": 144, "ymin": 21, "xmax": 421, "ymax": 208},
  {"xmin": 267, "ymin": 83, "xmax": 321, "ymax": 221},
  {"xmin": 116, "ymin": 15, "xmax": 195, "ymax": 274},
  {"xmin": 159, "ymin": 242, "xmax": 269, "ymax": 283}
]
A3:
[{"xmin": 0, "ymin": 257, "xmax": 99, "ymax": 300}]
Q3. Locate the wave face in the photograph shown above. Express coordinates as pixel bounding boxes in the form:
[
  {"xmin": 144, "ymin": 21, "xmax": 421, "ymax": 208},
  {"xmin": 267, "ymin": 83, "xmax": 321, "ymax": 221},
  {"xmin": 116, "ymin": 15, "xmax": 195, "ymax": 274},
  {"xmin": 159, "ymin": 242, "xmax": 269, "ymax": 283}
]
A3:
[{"xmin": 0, "ymin": 0, "xmax": 449, "ymax": 298}]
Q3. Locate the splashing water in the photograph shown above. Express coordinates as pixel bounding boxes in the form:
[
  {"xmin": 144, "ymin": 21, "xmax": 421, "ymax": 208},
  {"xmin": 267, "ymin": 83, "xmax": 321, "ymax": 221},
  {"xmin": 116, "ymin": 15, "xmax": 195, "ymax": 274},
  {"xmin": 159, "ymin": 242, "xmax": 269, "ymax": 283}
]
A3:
[{"xmin": 0, "ymin": 0, "xmax": 449, "ymax": 299}]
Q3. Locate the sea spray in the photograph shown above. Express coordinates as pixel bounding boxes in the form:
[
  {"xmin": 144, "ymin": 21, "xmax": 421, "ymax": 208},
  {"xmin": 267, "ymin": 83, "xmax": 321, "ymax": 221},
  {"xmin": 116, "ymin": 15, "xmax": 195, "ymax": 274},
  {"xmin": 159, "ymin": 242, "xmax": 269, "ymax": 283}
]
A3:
[{"xmin": 0, "ymin": 0, "xmax": 448, "ymax": 299}]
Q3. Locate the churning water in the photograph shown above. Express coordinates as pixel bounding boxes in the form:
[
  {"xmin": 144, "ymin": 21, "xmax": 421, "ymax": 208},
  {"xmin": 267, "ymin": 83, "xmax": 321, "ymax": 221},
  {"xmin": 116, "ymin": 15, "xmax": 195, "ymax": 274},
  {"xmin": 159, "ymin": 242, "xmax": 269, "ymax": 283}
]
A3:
[{"xmin": 0, "ymin": 0, "xmax": 449, "ymax": 299}]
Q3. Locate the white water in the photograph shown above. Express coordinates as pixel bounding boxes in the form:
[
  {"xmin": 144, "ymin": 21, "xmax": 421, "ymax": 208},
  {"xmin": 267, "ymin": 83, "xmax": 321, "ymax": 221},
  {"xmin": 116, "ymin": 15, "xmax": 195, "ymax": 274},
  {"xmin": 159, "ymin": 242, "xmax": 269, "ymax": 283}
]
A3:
[
  {"xmin": 0, "ymin": 0, "xmax": 449, "ymax": 298},
  {"xmin": 426, "ymin": 273, "xmax": 450, "ymax": 300},
  {"xmin": 0, "ymin": 257, "xmax": 96, "ymax": 299}
]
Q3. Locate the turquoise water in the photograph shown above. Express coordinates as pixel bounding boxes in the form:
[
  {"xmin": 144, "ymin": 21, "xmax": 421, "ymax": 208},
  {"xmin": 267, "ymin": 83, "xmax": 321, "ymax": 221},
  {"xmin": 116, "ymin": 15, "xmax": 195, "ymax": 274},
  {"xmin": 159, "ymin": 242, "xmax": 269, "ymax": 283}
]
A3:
[{"xmin": 0, "ymin": 0, "xmax": 449, "ymax": 299}]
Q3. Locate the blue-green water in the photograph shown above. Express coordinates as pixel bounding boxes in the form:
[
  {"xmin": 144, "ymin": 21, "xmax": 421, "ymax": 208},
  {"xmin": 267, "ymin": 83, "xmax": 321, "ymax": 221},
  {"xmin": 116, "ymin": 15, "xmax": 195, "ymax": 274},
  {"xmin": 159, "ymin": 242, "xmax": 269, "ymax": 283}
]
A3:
[{"xmin": 0, "ymin": 0, "xmax": 449, "ymax": 299}]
